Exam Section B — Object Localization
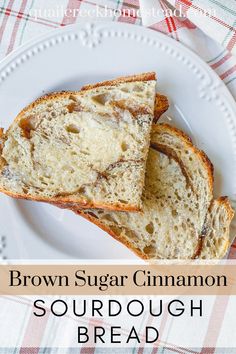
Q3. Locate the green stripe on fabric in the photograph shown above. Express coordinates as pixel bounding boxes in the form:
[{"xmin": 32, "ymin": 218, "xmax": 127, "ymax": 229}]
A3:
[
  {"xmin": 226, "ymin": 76, "xmax": 236, "ymax": 85},
  {"xmin": 207, "ymin": 50, "xmax": 226, "ymax": 63},
  {"xmin": 19, "ymin": 0, "xmax": 35, "ymax": 45},
  {"xmin": 0, "ymin": 1, "xmax": 7, "ymax": 21},
  {"xmin": 207, "ymin": 0, "xmax": 236, "ymax": 16},
  {"xmin": 222, "ymin": 19, "xmax": 236, "ymax": 46}
]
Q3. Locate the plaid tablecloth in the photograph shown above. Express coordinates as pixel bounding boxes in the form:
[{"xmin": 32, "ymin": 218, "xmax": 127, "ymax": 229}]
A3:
[{"xmin": 0, "ymin": 0, "xmax": 236, "ymax": 352}]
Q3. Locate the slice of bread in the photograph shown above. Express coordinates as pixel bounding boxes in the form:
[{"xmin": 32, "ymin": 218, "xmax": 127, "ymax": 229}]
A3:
[
  {"xmin": 73, "ymin": 124, "xmax": 234, "ymax": 259},
  {"xmin": 0, "ymin": 73, "xmax": 157, "ymax": 211},
  {"xmin": 49, "ymin": 92, "xmax": 168, "ymax": 211}
]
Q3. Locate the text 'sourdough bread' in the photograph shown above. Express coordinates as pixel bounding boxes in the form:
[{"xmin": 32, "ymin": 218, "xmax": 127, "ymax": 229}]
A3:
[
  {"xmin": 0, "ymin": 73, "xmax": 157, "ymax": 211},
  {"xmin": 74, "ymin": 124, "xmax": 234, "ymax": 259}
]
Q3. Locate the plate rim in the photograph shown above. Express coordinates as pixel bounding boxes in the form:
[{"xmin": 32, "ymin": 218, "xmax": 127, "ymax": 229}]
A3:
[{"xmin": 0, "ymin": 20, "xmax": 235, "ymax": 104}]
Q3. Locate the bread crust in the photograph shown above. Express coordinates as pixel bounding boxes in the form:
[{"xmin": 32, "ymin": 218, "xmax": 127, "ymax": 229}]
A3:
[
  {"xmin": 153, "ymin": 94, "xmax": 169, "ymax": 122},
  {"xmin": 2, "ymin": 91, "xmax": 165, "ymax": 130},
  {"xmin": 0, "ymin": 187, "xmax": 142, "ymax": 211},
  {"xmin": 81, "ymin": 72, "xmax": 156, "ymax": 91}
]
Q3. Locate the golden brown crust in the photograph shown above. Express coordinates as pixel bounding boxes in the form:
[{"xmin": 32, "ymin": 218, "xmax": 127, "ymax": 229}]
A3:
[
  {"xmin": 192, "ymin": 237, "xmax": 204, "ymax": 259},
  {"xmin": 0, "ymin": 128, "xmax": 4, "ymax": 152},
  {"xmin": 152, "ymin": 123, "xmax": 192, "ymax": 143},
  {"xmin": 0, "ymin": 128, "xmax": 6, "ymax": 170},
  {"xmin": 0, "ymin": 186, "xmax": 142, "ymax": 211},
  {"xmin": 10, "ymin": 91, "xmax": 165, "ymax": 127},
  {"xmin": 81, "ymin": 72, "xmax": 156, "ymax": 91},
  {"xmin": 154, "ymin": 94, "xmax": 169, "ymax": 122}
]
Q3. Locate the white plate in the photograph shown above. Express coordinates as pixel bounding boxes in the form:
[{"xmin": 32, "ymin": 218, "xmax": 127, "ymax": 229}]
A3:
[{"xmin": 0, "ymin": 21, "xmax": 235, "ymax": 259}]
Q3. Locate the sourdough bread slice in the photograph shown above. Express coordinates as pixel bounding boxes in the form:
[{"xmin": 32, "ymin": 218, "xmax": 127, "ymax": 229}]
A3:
[
  {"xmin": 73, "ymin": 123, "xmax": 234, "ymax": 259},
  {"xmin": 50, "ymin": 92, "xmax": 168, "ymax": 211},
  {"xmin": 0, "ymin": 73, "xmax": 157, "ymax": 211}
]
